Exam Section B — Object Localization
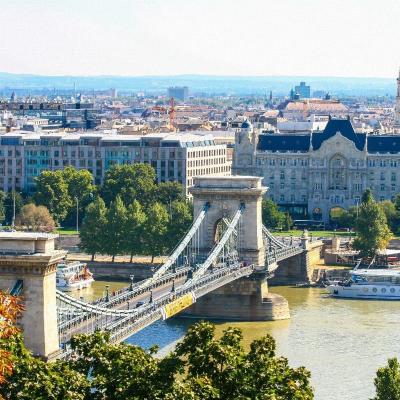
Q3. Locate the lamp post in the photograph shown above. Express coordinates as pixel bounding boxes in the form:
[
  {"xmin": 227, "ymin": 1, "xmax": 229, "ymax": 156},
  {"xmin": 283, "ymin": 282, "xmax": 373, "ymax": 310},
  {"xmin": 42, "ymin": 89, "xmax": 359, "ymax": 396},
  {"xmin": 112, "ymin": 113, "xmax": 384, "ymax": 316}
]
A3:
[
  {"xmin": 75, "ymin": 196, "xmax": 79, "ymax": 233},
  {"xmin": 11, "ymin": 192, "xmax": 16, "ymax": 228}
]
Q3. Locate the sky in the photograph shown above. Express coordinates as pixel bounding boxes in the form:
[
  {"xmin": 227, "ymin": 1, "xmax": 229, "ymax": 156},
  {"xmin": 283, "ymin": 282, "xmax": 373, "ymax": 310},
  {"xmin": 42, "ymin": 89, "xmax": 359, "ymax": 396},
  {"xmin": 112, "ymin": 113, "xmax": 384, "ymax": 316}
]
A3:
[{"xmin": 0, "ymin": 0, "xmax": 399, "ymax": 78}]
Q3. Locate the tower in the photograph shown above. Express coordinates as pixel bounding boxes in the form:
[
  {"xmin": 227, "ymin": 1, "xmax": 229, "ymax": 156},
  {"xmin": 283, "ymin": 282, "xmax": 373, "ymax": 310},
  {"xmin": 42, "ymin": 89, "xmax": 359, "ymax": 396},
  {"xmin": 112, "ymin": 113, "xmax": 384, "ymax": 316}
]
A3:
[{"xmin": 395, "ymin": 68, "xmax": 400, "ymax": 129}]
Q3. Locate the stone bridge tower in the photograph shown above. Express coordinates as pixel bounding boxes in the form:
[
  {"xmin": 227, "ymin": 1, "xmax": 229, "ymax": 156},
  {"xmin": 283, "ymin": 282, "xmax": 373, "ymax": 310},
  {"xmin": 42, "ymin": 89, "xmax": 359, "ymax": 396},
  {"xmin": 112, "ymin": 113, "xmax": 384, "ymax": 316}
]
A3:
[
  {"xmin": 186, "ymin": 176, "xmax": 290, "ymax": 321},
  {"xmin": 190, "ymin": 175, "xmax": 266, "ymax": 267}
]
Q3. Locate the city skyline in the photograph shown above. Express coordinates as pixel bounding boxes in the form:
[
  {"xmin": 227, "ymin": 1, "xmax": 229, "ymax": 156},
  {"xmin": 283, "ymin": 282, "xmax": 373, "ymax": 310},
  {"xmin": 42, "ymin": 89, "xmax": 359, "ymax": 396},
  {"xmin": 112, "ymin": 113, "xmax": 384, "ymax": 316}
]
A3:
[{"xmin": 1, "ymin": 0, "xmax": 399, "ymax": 78}]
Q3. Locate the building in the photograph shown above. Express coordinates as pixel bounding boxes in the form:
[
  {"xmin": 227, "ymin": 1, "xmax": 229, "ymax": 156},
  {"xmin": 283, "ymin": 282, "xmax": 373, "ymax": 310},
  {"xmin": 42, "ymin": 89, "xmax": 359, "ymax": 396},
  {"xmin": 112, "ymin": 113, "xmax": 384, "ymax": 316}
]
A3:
[
  {"xmin": 167, "ymin": 86, "xmax": 189, "ymax": 101},
  {"xmin": 395, "ymin": 68, "xmax": 400, "ymax": 129},
  {"xmin": 0, "ymin": 131, "xmax": 230, "ymax": 194},
  {"xmin": 233, "ymin": 118, "xmax": 400, "ymax": 223},
  {"xmin": 282, "ymin": 99, "xmax": 348, "ymax": 120},
  {"xmin": 294, "ymin": 82, "xmax": 311, "ymax": 99}
]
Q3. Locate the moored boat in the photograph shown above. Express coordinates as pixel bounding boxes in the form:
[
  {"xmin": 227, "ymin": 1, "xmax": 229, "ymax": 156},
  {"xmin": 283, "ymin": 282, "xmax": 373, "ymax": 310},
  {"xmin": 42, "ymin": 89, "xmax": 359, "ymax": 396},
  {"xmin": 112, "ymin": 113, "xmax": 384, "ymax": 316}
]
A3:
[
  {"xmin": 327, "ymin": 268, "xmax": 400, "ymax": 299},
  {"xmin": 56, "ymin": 261, "xmax": 94, "ymax": 291}
]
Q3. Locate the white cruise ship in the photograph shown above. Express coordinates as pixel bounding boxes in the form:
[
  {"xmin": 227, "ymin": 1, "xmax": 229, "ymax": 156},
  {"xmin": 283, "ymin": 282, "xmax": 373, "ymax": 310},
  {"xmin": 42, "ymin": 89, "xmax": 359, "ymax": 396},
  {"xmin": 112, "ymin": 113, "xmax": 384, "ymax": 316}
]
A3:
[
  {"xmin": 56, "ymin": 261, "xmax": 94, "ymax": 292},
  {"xmin": 327, "ymin": 268, "xmax": 400, "ymax": 300}
]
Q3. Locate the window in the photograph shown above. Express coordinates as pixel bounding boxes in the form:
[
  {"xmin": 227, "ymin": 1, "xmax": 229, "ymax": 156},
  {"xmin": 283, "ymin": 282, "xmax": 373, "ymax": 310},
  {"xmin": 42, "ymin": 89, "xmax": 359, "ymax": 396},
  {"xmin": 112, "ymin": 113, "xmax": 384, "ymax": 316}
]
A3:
[
  {"xmin": 391, "ymin": 172, "xmax": 396, "ymax": 182},
  {"xmin": 280, "ymin": 194, "xmax": 285, "ymax": 202},
  {"xmin": 380, "ymin": 184, "xmax": 385, "ymax": 191},
  {"xmin": 280, "ymin": 171, "xmax": 285, "ymax": 180}
]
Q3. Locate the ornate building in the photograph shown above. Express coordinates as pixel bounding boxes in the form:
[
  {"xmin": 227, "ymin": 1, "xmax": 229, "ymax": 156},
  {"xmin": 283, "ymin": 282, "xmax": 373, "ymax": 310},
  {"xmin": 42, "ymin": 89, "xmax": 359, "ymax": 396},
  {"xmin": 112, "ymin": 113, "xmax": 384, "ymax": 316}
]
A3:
[
  {"xmin": 395, "ymin": 68, "xmax": 400, "ymax": 129},
  {"xmin": 233, "ymin": 118, "xmax": 400, "ymax": 223}
]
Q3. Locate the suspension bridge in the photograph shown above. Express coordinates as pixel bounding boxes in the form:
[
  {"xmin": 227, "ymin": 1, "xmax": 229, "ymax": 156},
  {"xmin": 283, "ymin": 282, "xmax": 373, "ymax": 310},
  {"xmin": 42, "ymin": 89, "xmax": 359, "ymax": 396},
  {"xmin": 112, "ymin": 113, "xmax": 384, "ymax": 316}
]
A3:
[{"xmin": 0, "ymin": 176, "xmax": 322, "ymax": 360}]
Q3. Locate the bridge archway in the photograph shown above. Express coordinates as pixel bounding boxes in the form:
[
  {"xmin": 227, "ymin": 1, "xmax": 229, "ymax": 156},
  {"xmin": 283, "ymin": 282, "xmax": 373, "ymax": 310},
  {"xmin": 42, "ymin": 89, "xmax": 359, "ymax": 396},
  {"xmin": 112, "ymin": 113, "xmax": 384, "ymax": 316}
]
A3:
[{"xmin": 189, "ymin": 176, "xmax": 266, "ymax": 267}]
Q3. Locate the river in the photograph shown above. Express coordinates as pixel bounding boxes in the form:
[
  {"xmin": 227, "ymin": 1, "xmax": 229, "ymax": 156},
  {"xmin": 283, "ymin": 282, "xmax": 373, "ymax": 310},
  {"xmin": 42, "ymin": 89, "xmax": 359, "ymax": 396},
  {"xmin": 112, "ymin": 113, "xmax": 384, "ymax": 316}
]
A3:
[{"xmin": 75, "ymin": 281, "xmax": 400, "ymax": 400}]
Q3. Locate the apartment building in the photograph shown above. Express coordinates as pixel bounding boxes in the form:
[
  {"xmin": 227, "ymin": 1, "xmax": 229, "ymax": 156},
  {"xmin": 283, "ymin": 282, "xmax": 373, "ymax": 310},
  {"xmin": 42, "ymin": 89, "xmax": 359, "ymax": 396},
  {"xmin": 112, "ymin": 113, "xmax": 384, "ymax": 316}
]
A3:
[{"xmin": 0, "ymin": 131, "xmax": 231, "ymax": 194}]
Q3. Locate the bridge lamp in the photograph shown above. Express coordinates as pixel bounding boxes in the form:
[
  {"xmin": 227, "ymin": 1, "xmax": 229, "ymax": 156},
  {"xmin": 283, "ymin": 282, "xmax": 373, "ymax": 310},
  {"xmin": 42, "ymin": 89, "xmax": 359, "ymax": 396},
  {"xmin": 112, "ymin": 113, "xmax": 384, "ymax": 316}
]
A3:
[
  {"xmin": 105, "ymin": 285, "xmax": 110, "ymax": 302},
  {"xmin": 149, "ymin": 290, "xmax": 153, "ymax": 303},
  {"xmin": 129, "ymin": 275, "xmax": 134, "ymax": 291}
]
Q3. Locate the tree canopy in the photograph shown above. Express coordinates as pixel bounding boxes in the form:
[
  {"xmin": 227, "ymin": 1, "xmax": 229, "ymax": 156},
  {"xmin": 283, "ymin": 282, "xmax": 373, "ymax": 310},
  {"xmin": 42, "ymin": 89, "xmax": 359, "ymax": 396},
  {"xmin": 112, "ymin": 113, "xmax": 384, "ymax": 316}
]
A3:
[
  {"xmin": 262, "ymin": 199, "xmax": 289, "ymax": 230},
  {"xmin": 353, "ymin": 190, "xmax": 392, "ymax": 257},
  {"xmin": 373, "ymin": 358, "xmax": 400, "ymax": 400},
  {"xmin": 101, "ymin": 164, "xmax": 156, "ymax": 207},
  {"xmin": 15, "ymin": 203, "xmax": 55, "ymax": 232},
  {"xmin": 1, "ymin": 309, "xmax": 314, "ymax": 400}
]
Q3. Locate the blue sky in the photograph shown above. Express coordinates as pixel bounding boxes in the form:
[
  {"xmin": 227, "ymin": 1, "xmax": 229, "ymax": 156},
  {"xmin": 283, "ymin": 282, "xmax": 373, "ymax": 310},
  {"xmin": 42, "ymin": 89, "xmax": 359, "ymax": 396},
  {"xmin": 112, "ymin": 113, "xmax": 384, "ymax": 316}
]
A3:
[{"xmin": 0, "ymin": 0, "xmax": 398, "ymax": 77}]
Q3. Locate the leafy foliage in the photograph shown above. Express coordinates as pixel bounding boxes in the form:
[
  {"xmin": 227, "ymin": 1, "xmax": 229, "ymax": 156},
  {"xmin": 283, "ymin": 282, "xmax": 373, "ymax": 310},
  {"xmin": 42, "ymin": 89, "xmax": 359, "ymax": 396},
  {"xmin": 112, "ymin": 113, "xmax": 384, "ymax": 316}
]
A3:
[
  {"xmin": 101, "ymin": 164, "xmax": 156, "ymax": 207},
  {"xmin": 80, "ymin": 197, "xmax": 108, "ymax": 260},
  {"xmin": 15, "ymin": 203, "xmax": 55, "ymax": 232},
  {"xmin": 373, "ymin": 358, "xmax": 400, "ymax": 400},
  {"xmin": 353, "ymin": 190, "xmax": 392, "ymax": 257},
  {"xmin": 262, "ymin": 199, "xmax": 288, "ymax": 230},
  {"xmin": 124, "ymin": 200, "xmax": 147, "ymax": 262},
  {"xmin": 35, "ymin": 170, "xmax": 72, "ymax": 223}
]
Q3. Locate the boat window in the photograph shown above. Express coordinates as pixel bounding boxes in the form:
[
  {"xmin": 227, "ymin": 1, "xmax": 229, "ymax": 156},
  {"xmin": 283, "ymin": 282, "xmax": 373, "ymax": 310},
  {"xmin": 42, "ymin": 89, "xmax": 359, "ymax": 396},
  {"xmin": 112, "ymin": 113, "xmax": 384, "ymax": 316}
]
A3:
[
  {"xmin": 390, "ymin": 288, "xmax": 395, "ymax": 293},
  {"xmin": 363, "ymin": 287, "xmax": 368, "ymax": 292},
  {"xmin": 372, "ymin": 288, "xmax": 377, "ymax": 293},
  {"xmin": 381, "ymin": 288, "xmax": 386, "ymax": 293}
]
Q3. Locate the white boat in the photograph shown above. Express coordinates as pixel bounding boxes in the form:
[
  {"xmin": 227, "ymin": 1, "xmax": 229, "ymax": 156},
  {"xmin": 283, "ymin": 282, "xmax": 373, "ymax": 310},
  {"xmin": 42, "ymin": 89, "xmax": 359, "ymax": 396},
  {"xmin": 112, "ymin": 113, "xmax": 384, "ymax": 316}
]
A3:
[
  {"xmin": 327, "ymin": 268, "xmax": 400, "ymax": 299},
  {"xmin": 56, "ymin": 261, "xmax": 94, "ymax": 292}
]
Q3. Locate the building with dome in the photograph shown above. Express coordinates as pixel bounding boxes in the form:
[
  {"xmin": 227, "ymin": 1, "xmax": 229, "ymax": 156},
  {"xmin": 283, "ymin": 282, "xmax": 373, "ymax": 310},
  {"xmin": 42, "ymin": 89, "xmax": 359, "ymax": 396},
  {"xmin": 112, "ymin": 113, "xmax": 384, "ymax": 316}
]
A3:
[{"xmin": 233, "ymin": 117, "xmax": 400, "ymax": 224}]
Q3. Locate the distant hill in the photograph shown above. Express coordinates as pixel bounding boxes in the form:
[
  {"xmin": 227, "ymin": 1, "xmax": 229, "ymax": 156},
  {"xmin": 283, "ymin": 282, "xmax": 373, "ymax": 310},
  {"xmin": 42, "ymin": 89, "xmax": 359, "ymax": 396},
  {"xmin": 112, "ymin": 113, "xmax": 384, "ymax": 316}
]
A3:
[{"xmin": 0, "ymin": 72, "xmax": 395, "ymax": 97}]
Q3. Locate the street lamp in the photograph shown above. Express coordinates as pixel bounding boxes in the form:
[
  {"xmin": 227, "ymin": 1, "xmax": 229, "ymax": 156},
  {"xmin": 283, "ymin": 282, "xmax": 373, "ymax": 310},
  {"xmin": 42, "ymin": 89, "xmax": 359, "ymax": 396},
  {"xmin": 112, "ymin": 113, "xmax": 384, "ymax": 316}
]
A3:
[{"xmin": 75, "ymin": 196, "xmax": 79, "ymax": 233}]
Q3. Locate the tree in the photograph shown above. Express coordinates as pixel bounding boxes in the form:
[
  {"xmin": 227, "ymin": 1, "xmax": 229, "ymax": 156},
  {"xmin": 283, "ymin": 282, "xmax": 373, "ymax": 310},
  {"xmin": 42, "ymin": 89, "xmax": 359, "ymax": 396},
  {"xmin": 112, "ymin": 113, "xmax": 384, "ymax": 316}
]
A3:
[
  {"xmin": 173, "ymin": 321, "xmax": 313, "ymax": 400},
  {"xmin": 101, "ymin": 164, "xmax": 156, "ymax": 207},
  {"xmin": 124, "ymin": 200, "xmax": 147, "ymax": 262},
  {"xmin": 373, "ymin": 358, "xmax": 400, "ymax": 400},
  {"xmin": 143, "ymin": 202, "xmax": 169, "ymax": 263},
  {"xmin": 166, "ymin": 200, "xmax": 193, "ymax": 252},
  {"xmin": 353, "ymin": 190, "xmax": 392, "ymax": 257},
  {"xmin": 79, "ymin": 197, "xmax": 108, "ymax": 261},
  {"xmin": 35, "ymin": 170, "xmax": 72, "ymax": 223},
  {"xmin": 262, "ymin": 199, "xmax": 286, "ymax": 230},
  {"xmin": 61, "ymin": 166, "xmax": 96, "ymax": 226},
  {"xmin": 337, "ymin": 206, "xmax": 358, "ymax": 229},
  {"xmin": 155, "ymin": 182, "xmax": 185, "ymax": 206},
  {"xmin": 379, "ymin": 200, "xmax": 397, "ymax": 232},
  {"xmin": 4, "ymin": 192, "xmax": 23, "ymax": 226},
  {"xmin": 104, "ymin": 196, "xmax": 127, "ymax": 262},
  {"xmin": 15, "ymin": 203, "xmax": 55, "ymax": 232}
]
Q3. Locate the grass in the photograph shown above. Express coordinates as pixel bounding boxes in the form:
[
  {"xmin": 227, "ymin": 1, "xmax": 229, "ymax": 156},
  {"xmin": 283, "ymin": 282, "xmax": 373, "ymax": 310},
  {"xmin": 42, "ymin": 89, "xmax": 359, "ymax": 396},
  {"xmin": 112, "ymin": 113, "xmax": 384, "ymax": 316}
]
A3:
[{"xmin": 56, "ymin": 227, "xmax": 79, "ymax": 235}]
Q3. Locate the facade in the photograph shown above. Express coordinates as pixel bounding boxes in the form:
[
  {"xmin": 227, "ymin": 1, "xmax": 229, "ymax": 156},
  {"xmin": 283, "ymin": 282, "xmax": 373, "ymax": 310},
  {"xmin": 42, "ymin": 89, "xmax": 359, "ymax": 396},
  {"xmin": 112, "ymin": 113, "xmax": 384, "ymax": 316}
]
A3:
[
  {"xmin": 167, "ymin": 86, "xmax": 189, "ymax": 101},
  {"xmin": 0, "ymin": 131, "xmax": 230, "ymax": 194},
  {"xmin": 233, "ymin": 118, "xmax": 400, "ymax": 223},
  {"xmin": 395, "ymin": 69, "xmax": 400, "ymax": 128}
]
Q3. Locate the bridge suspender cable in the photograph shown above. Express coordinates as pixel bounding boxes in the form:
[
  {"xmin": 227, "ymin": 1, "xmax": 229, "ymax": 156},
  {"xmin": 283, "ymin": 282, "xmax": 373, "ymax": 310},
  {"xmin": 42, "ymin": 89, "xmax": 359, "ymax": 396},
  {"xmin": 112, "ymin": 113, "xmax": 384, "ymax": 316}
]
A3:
[
  {"xmin": 184, "ymin": 204, "xmax": 245, "ymax": 286},
  {"xmin": 139, "ymin": 202, "xmax": 210, "ymax": 288}
]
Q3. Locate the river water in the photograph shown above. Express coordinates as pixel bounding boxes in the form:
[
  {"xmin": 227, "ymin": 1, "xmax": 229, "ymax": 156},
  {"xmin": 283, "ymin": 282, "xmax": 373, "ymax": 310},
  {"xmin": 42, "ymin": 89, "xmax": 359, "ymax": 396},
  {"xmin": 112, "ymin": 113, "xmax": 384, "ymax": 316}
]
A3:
[{"xmin": 76, "ymin": 281, "xmax": 400, "ymax": 400}]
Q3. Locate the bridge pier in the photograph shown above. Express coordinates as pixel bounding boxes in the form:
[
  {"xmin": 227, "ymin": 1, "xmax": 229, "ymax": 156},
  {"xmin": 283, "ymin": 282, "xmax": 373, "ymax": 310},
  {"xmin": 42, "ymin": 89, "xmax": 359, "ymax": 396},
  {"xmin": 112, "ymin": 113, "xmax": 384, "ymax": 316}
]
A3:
[
  {"xmin": 184, "ymin": 274, "xmax": 289, "ymax": 321},
  {"xmin": 0, "ymin": 233, "xmax": 65, "ymax": 360}
]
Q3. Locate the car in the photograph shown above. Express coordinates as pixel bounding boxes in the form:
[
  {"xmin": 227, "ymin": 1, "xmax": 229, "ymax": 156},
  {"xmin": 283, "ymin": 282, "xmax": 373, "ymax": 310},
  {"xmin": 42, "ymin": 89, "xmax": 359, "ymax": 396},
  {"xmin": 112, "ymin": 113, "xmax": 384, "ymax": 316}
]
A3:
[{"xmin": 135, "ymin": 301, "xmax": 144, "ymax": 308}]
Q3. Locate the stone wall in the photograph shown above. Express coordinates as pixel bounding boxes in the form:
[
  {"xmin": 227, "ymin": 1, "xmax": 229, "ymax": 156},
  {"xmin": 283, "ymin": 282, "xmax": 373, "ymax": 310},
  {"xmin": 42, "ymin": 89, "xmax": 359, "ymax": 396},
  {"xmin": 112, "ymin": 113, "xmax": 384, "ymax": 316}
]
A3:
[{"xmin": 183, "ymin": 275, "xmax": 289, "ymax": 321}]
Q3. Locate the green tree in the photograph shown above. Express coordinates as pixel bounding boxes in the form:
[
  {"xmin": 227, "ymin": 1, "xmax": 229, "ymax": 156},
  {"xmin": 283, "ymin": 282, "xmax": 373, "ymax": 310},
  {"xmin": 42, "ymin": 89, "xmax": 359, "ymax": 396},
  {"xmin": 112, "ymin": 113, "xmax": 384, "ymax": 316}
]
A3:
[
  {"xmin": 80, "ymin": 197, "xmax": 108, "ymax": 261},
  {"xmin": 353, "ymin": 190, "xmax": 392, "ymax": 257},
  {"xmin": 35, "ymin": 171, "xmax": 72, "ymax": 223},
  {"xmin": 262, "ymin": 199, "xmax": 286, "ymax": 230},
  {"xmin": 4, "ymin": 192, "xmax": 24, "ymax": 226},
  {"xmin": 155, "ymin": 181, "xmax": 185, "ymax": 206},
  {"xmin": 380, "ymin": 200, "xmax": 397, "ymax": 232},
  {"xmin": 143, "ymin": 202, "xmax": 169, "ymax": 263},
  {"xmin": 173, "ymin": 321, "xmax": 313, "ymax": 400},
  {"xmin": 373, "ymin": 358, "xmax": 400, "ymax": 400},
  {"xmin": 101, "ymin": 164, "xmax": 156, "ymax": 207},
  {"xmin": 104, "ymin": 196, "xmax": 127, "ymax": 262},
  {"xmin": 337, "ymin": 206, "xmax": 358, "ymax": 229},
  {"xmin": 124, "ymin": 200, "xmax": 147, "ymax": 262},
  {"xmin": 62, "ymin": 166, "xmax": 96, "ymax": 226},
  {"xmin": 166, "ymin": 200, "xmax": 193, "ymax": 252}
]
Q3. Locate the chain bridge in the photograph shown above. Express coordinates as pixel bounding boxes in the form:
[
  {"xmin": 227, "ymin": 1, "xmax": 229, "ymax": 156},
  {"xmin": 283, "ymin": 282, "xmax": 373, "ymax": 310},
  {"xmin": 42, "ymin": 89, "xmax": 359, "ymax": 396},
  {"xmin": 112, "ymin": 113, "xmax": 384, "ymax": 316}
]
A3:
[{"xmin": 0, "ymin": 176, "xmax": 322, "ymax": 360}]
